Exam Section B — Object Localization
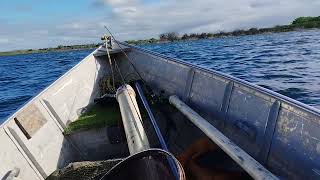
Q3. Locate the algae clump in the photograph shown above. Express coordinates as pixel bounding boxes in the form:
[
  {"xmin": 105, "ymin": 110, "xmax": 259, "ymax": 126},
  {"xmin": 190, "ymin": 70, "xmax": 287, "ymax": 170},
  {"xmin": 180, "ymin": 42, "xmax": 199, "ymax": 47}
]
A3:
[{"xmin": 64, "ymin": 103, "xmax": 120, "ymax": 135}]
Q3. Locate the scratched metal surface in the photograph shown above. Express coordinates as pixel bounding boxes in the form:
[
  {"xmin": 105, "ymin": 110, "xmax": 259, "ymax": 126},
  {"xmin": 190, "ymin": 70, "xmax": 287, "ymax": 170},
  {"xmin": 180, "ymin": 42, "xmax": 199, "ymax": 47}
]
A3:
[{"xmin": 122, "ymin": 43, "xmax": 320, "ymax": 179}]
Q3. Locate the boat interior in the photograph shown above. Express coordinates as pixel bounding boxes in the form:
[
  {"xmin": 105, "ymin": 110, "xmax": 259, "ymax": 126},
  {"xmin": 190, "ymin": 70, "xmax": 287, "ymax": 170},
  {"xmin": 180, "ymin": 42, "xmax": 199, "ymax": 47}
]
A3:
[{"xmin": 1, "ymin": 40, "xmax": 320, "ymax": 180}]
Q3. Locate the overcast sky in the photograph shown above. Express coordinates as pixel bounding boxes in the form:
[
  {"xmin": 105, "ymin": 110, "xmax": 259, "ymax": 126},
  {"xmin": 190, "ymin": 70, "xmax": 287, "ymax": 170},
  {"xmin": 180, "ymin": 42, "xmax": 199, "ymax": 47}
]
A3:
[{"xmin": 0, "ymin": 0, "xmax": 320, "ymax": 51}]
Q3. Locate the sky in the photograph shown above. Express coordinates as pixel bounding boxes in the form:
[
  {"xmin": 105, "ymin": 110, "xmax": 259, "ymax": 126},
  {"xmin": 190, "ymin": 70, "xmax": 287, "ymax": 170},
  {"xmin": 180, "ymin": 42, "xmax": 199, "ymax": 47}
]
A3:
[{"xmin": 0, "ymin": 0, "xmax": 320, "ymax": 51}]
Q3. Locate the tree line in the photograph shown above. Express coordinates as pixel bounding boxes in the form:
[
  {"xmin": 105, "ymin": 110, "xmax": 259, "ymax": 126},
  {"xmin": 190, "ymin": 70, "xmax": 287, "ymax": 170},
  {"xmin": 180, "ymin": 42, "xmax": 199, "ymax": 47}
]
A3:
[{"xmin": 126, "ymin": 16, "xmax": 320, "ymax": 45}]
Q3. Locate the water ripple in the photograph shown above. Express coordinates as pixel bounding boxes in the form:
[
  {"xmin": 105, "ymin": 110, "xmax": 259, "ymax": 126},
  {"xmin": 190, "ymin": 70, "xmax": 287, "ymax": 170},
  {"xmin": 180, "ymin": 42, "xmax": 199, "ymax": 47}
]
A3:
[
  {"xmin": 1, "ymin": 30, "xmax": 320, "ymax": 123},
  {"xmin": 0, "ymin": 49, "xmax": 94, "ymax": 122},
  {"xmin": 141, "ymin": 30, "xmax": 320, "ymax": 108}
]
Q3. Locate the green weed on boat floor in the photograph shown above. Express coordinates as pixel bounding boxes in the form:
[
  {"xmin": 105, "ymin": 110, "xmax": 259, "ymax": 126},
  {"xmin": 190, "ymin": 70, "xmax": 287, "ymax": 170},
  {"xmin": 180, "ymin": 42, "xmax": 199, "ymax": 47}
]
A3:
[{"xmin": 64, "ymin": 103, "xmax": 121, "ymax": 135}]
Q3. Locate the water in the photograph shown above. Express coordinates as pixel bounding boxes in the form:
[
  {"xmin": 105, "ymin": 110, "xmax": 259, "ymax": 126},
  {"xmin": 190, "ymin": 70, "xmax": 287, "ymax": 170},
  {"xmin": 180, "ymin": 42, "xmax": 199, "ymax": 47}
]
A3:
[
  {"xmin": 1, "ymin": 30, "xmax": 320, "ymax": 123},
  {"xmin": 0, "ymin": 49, "xmax": 94, "ymax": 123},
  {"xmin": 141, "ymin": 30, "xmax": 320, "ymax": 108}
]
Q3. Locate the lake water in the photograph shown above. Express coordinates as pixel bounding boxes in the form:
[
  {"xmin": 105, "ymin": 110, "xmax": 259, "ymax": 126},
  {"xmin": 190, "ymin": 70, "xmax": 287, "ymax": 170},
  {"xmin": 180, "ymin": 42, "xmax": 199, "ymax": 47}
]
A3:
[{"xmin": 1, "ymin": 30, "xmax": 320, "ymax": 123}]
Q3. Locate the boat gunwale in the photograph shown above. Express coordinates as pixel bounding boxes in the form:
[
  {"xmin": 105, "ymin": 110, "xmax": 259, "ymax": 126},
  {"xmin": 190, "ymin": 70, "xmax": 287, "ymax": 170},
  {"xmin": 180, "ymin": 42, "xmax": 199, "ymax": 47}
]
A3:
[
  {"xmin": 0, "ymin": 49, "xmax": 98, "ymax": 128},
  {"xmin": 2, "ymin": 42, "xmax": 320, "ymax": 129},
  {"xmin": 121, "ymin": 42, "xmax": 320, "ymax": 117}
]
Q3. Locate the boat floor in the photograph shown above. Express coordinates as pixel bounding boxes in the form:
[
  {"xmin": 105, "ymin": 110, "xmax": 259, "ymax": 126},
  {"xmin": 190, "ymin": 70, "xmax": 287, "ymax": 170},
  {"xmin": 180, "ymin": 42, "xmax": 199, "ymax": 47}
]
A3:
[{"xmin": 47, "ymin": 83, "xmax": 251, "ymax": 180}]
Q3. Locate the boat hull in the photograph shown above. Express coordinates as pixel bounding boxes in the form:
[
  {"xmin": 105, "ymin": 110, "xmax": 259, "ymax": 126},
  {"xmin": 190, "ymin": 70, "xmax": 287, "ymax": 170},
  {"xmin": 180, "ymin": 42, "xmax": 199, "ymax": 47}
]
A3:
[
  {"xmin": 1, "ymin": 43, "xmax": 320, "ymax": 179},
  {"xmin": 117, "ymin": 43, "xmax": 320, "ymax": 179},
  {"xmin": 0, "ymin": 49, "xmax": 115, "ymax": 179}
]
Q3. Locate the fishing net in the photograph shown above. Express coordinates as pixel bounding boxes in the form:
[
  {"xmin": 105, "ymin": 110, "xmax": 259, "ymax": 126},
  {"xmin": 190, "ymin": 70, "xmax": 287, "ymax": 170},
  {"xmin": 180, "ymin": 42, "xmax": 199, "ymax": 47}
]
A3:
[{"xmin": 46, "ymin": 149, "xmax": 185, "ymax": 180}]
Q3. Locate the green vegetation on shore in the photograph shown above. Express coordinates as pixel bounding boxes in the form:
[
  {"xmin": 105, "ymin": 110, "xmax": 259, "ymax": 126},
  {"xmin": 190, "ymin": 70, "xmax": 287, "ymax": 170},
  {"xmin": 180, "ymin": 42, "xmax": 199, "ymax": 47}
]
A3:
[
  {"xmin": 126, "ymin": 16, "xmax": 320, "ymax": 45},
  {"xmin": 0, "ymin": 43, "xmax": 101, "ymax": 56},
  {"xmin": 1, "ymin": 16, "xmax": 320, "ymax": 56}
]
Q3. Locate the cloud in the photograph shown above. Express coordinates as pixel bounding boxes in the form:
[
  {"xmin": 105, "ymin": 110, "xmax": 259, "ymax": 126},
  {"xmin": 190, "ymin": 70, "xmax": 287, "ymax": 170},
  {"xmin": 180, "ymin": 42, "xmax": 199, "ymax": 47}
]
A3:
[
  {"xmin": 0, "ymin": 38, "xmax": 9, "ymax": 44},
  {"xmin": 113, "ymin": 7, "xmax": 138, "ymax": 14},
  {"xmin": 1, "ymin": 0, "xmax": 320, "ymax": 51},
  {"xmin": 93, "ymin": 0, "xmax": 320, "ymax": 39},
  {"xmin": 103, "ymin": 0, "xmax": 140, "ymax": 7}
]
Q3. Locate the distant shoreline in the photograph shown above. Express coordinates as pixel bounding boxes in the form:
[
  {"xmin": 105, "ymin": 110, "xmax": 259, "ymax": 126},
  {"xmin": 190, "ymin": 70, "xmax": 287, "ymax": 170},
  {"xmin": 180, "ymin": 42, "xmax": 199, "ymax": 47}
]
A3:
[
  {"xmin": 1, "ymin": 16, "xmax": 319, "ymax": 56},
  {"xmin": 126, "ymin": 16, "xmax": 320, "ymax": 45},
  {"xmin": 0, "ymin": 44, "xmax": 100, "ymax": 57}
]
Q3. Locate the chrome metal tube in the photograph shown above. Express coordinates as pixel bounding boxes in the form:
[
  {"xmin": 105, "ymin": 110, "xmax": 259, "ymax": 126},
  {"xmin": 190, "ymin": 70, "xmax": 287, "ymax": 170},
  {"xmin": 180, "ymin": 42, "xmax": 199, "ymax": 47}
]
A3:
[{"xmin": 169, "ymin": 95, "xmax": 278, "ymax": 180}]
